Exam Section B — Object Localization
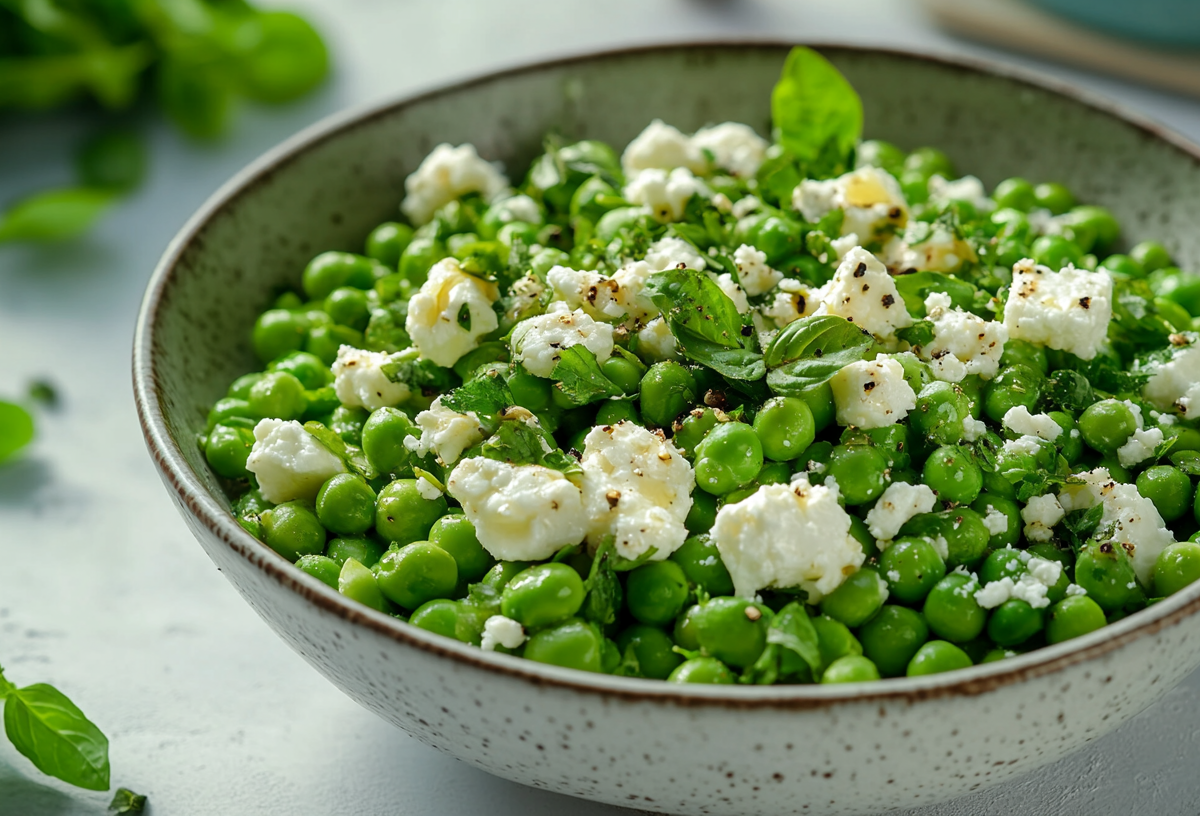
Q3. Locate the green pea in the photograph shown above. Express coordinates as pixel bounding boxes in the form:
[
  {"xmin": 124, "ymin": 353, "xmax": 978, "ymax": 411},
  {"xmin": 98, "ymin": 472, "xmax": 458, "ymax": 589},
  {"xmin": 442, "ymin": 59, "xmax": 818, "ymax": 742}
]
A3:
[
  {"xmin": 921, "ymin": 444, "xmax": 982, "ymax": 504},
  {"xmin": 856, "ymin": 139, "xmax": 906, "ymax": 175},
  {"xmin": 1135, "ymin": 466, "xmax": 1191, "ymax": 523},
  {"xmin": 811, "ymin": 614, "xmax": 863, "ymax": 672},
  {"xmin": 753, "ymin": 397, "xmax": 816, "ymax": 462},
  {"xmin": 922, "ymin": 573, "xmax": 986, "ymax": 642},
  {"xmin": 596, "ymin": 206, "xmax": 650, "ymax": 244},
  {"xmin": 523, "ymin": 619, "xmax": 604, "ymax": 672},
  {"xmin": 694, "ymin": 597, "xmax": 773, "ymax": 670},
  {"xmin": 821, "ymin": 655, "xmax": 881, "ymax": 683},
  {"xmin": 904, "ymin": 147, "xmax": 955, "ymax": 180},
  {"xmin": 912, "ymin": 381, "xmax": 972, "ymax": 446},
  {"xmin": 305, "ymin": 324, "xmax": 364, "ymax": 365},
  {"xmin": 482, "ymin": 560, "xmax": 534, "ymax": 591},
  {"xmin": 267, "ymin": 351, "xmax": 330, "ymax": 391},
  {"xmin": 859, "ymin": 605, "xmax": 929, "ymax": 678},
  {"xmin": 530, "ymin": 247, "xmax": 570, "ymax": 278},
  {"xmin": 1078, "ymin": 399, "xmax": 1137, "ymax": 455},
  {"xmin": 626, "ymin": 560, "xmax": 690, "ymax": 626},
  {"xmin": 999, "ymin": 340, "xmax": 1048, "ymax": 376},
  {"xmin": 1098, "ymin": 253, "xmax": 1143, "ymax": 279},
  {"xmin": 1045, "ymin": 595, "xmax": 1107, "ymax": 644},
  {"xmin": 970, "ymin": 493, "xmax": 1020, "ymax": 549},
  {"xmin": 983, "ymin": 365, "xmax": 1042, "ymax": 423},
  {"xmin": 600, "ymin": 355, "xmax": 645, "ymax": 395},
  {"xmin": 668, "ymin": 656, "xmax": 736, "ymax": 684},
  {"xmin": 1131, "ymin": 240, "xmax": 1173, "ymax": 273},
  {"xmin": 234, "ymin": 489, "xmax": 271, "ymax": 520},
  {"xmin": 879, "ymin": 537, "xmax": 947, "ymax": 605},
  {"xmin": 360, "ymin": 408, "xmax": 417, "ymax": 474},
  {"xmin": 315, "ymin": 473, "xmax": 377, "ymax": 536},
  {"xmin": 1156, "ymin": 297, "xmax": 1194, "ymax": 331},
  {"xmin": 247, "ymin": 371, "xmax": 307, "ymax": 420},
  {"xmin": 987, "ymin": 598, "xmax": 1044, "ymax": 647},
  {"xmin": 326, "ymin": 536, "xmax": 386, "ymax": 569},
  {"xmin": 328, "ymin": 405, "xmax": 367, "ymax": 446},
  {"xmin": 894, "ymin": 353, "xmax": 935, "ymax": 400},
  {"xmin": 992, "ymin": 177, "xmax": 1036, "ymax": 211},
  {"xmin": 750, "ymin": 215, "xmax": 805, "ymax": 264},
  {"xmin": 639, "ymin": 361, "xmax": 698, "ymax": 428},
  {"xmin": 227, "ymin": 373, "xmax": 264, "ymax": 400},
  {"xmin": 365, "ymin": 221, "xmax": 414, "ymax": 268},
  {"xmin": 694, "ymin": 421, "xmax": 764, "ymax": 496},
  {"xmin": 1098, "ymin": 457, "xmax": 1133, "ymax": 484},
  {"xmin": 907, "ymin": 640, "xmax": 973, "ymax": 676},
  {"xmin": 398, "ymin": 236, "xmax": 445, "ymax": 285},
  {"xmin": 409, "ymin": 599, "xmax": 468, "ymax": 641},
  {"xmin": 325, "ymin": 287, "xmax": 371, "ymax": 331},
  {"xmin": 670, "ymin": 534, "xmax": 734, "ymax": 596},
  {"xmin": 253, "ymin": 309, "xmax": 307, "ymax": 364},
  {"xmin": 798, "ymin": 382, "xmax": 836, "ymax": 433},
  {"xmin": 205, "ymin": 424, "xmax": 256, "ymax": 479},
  {"xmin": 261, "ymin": 501, "xmax": 326, "ymax": 562},
  {"xmin": 757, "ymin": 461, "xmax": 793, "ymax": 485},
  {"xmin": 1153, "ymin": 541, "xmax": 1200, "ymax": 596},
  {"xmin": 595, "ymin": 398, "xmax": 641, "ymax": 426},
  {"xmin": 825, "ymin": 444, "xmax": 888, "ymax": 505},
  {"xmin": 684, "ymin": 489, "xmax": 719, "ymax": 536},
  {"xmin": 375, "ymin": 479, "xmax": 448, "ymax": 544},
  {"xmin": 1033, "ymin": 182, "xmax": 1075, "ymax": 215},
  {"xmin": 979, "ymin": 546, "xmax": 1028, "ymax": 586},
  {"xmin": 982, "ymin": 648, "xmax": 1016, "ymax": 663},
  {"xmin": 302, "ymin": 251, "xmax": 378, "ymax": 300},
  {"xmin": 848, "ymin": 515, "xmax": 879, "ymax": 560},
  {"xmin": 900, "ymin": 509, "xmax": 990, "ymax": 569},
  {"xmin": 1049, "ymin": 412, "xmax": 1083, "ymax": 463},
  {"xmin": 296, "ymin": 554, "xmax": 341, "ymax": 589},
  {"xmin": 500, "ymin": 563, "xmax": 585, "ymax": 628},
  {"xmin": 429, "ymin": 515, "xmax": 493, "ymax": 582},
  {"xmin": 375, "ymin": 542, "xmax": 458, "ymax": 610},
  {"xmin": 819, "ymin": 567, "xmax": 888, "ymax": 627},
  {"xmin": 616, "ymin": 625, "xmax": 684, "ymax": 680},
  {"xmin": 673, "ymin": 408, "xmax": 719, "ymax": 457},
  {"xmin": 338, "ymin": 557, "xmax": 387, "ymax": 612}
]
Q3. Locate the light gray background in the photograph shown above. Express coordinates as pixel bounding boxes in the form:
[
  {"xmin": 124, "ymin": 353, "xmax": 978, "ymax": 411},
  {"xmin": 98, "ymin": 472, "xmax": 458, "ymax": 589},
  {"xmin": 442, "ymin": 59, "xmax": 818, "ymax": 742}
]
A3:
[{"xmin": 3, "ymin": 1, "xmax": 1199, "ymax": 814}]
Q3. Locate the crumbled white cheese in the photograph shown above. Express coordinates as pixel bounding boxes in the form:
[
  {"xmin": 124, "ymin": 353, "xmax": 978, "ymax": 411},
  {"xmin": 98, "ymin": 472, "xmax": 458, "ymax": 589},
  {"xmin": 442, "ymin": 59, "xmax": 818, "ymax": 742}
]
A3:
[
  {"xmin": 887, "ymin": 569, "xmax": 902, "ymax": 583},
  {"xmin": 865, "ymin": 481, "xmax": 938, "ymax": 542},
  {"xmin": 331, "ymin": 345, "xmax": 411, "ymax": 411},
  {"xmin": 624, "ymin": 167, "xmax": 707, "ymax": 222},
  {"xmin": 480, "ymin": 615, "xmax": 526, "ymax": 651},
  {"xmin": 974, "ymin": 555, "xmax": 1061, "ymax": 610},
  {"xmin": 447, "ymin": 457, "xmax": 588, "ymax": 561},
  {"xmin": 830, "ymin": 355, "xmax": 917, "ymax": 429},
  {"xmin": 820, "ymin": 247, "xmax": 913, "ymax": 341},
  {"xmin": 409, "ymin": 396, "xmax": 486, "ymax": 466},
  {"xmin": 1021, "ymin": 493, "xmax": 1065, "ymax": 542},
  {"xmin": 930, "ymin": 535, "xmax": 950, "ymax": 561},
  {"xmin": 732, "ymin": 244, "xmax": 783, "ymax": 297},
  {"xmin": 793, "ymin": 166, "xmax": 909, "ymax": 241},
  {"xmin": 1002, "ymin": 405, "xmax": 1062, "ymax": 442},
  {"xmin": 1117, "ymin": 427, "xmax": 1164, "ymax": 468},
  {"xmin": 691, "ymin": 122, "xmax": 769, "ymax": 178},
  {"xmin": 645, "ymin": 236, "xmax": 707, "ymax": 272},
  {"xmin": 1065, "ymin": 583, "xmax": 1087, "ymax": 597},
  {"xmin": 962, "ymin": 416, "xmax": 987, "ymax": 442},
  {"xmin": 1143, "ymin": 342, "xmax": 1200, "ymax": 420},
  {"xmin": 511, "ymin": 302, "xmax": 614, "ymax": 378},
  {"xmin": 580, "ymin": 421, "xmax": 695, "ymax": 561},
  {"xmin": 884, "ymin": 225, "xmax": 977, "ymax": 274},
  {"xmin": 731, "ymin": 195, "xmax": 762, "ymax": 220},
  {"xmin": 636, "ymin": 317, "xmax": 680, "ymax": 362},
  {"xmin": 919, "ymin": 292, "xmax": 1007, "ymax": 382},
  {"xmin": 927, "ymin": 174, "xmax": 994, "ymax": 213},
  {"xmin": 1056, "ymin": 467, "xmax": 1175, "ymax": 585},
  {"xmin": 711, "ymin": 479, "xmax": 866, "ymax": 601},
  {"xmin": 1002, "ymin": 434, "xmax": 1046, "ymax": 458},
  {"xmin": 982, "ymin": 507, "xmax": 1010, "ymax": 536},
  {"xmin": 401, "ymin": 143, "xmax": 510, "ymax": 225},
  {"xmin": 405, "ymin": 258, "xmax": 500, "ymax": 367},
  {"xmin": 760, "ymin": 278, "xmax": 823, "ymax": 328},
  {"xmin": 246, "ymin": 418, "xmax": 346, "ymax": 504},
  {"xmin": 1003, "ymin": 259, "xmax": 1114, "ymax": 361},
  {"xmin": 712, "ymin": 272, "xmax": 750, "ymax": 314},
  {"xmin": 504, "ymin": 273, "xmax": 547, "ymax": 324},
  {"xmin": 491, "ymin": 194, "xmax": 542, "ymax": 226},
  {"xmin": 415, "ymin": 474, "xmax": 443, "ymax": 501},
  {"xmin": 830, "ymin": 234, "xmax": 861, "ymax": 262},
  {"xmin": 621, "ymin": 119, "xmax": 705, "ymax": 175}
]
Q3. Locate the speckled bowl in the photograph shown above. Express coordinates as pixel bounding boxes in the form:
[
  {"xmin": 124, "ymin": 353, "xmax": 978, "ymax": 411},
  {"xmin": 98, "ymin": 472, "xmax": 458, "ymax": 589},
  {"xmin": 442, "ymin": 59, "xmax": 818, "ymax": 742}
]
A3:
[{"xmin": 134, "ymin": 43, "xmax": 1200, "ymax": 815}]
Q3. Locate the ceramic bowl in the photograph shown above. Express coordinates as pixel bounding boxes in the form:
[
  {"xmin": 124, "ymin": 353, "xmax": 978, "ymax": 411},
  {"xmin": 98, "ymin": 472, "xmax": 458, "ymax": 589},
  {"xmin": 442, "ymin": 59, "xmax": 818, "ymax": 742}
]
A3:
[{"xmin": 134, "ymin": 43, "xmax": 1200, "ymax": 815}]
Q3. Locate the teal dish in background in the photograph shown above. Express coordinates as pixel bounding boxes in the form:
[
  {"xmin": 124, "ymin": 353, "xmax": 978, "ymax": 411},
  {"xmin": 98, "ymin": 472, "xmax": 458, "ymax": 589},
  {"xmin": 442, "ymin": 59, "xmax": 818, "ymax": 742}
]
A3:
[{"xmin": 1030, "ymin": 0, "xmax": 1200, "ymax": 48}]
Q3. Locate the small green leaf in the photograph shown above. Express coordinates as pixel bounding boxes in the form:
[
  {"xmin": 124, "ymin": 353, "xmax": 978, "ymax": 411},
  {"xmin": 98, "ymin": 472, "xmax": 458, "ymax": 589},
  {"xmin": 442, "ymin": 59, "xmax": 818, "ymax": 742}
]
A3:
[
  {"xmin": 766, "ymin": 602, "xmax": 823, "ymax": 678},
  {"xmin": 439, "ymin": 368, "xmax": 513, "ymax": 420},
  {"xmin": 0, "ymin": 401, "xmax": 35, "ymax": 463},
  {"xmin": 108, "ymin": 788, "xmax": 147, "ymax": 814},
  {"xmin": 896, "ymin": 320, "xmax": 936, "ymax": 348},
  {"xmin": 303, "ymin": 422, "xmax": 378, "ymax": 481},
  {"xmin": 771, "ymin": 46, "xmax": 863, "ymax": 166},
  {"xmin": 4, "ymin": 683, "xmax": 110, "ymax": 791},
  {"xmin": 237, "ymin": 11, "xmax": 330, "ymax": 104},
  {"xmin": 763, "ymin": 314, "xmax": 873, "ymax": 396},
  {"xmin": 27, "ymin": 380, "xmax": 59, "ymax": 409},
  {"xmin": 0, "ymin": 188, "xmax": 118, "ymax": 243},
  {"xmin": 1041, "ymin": 370, "xmax": 1095, "ymax": 414},
  {"xmin": 551, "ymin": 346, "xmax": 625, "ymax": 406},
  {"xmin": 77, "ymin": 129, "xmax": 147, "ymax": 193},
  {"xmin": 456, "ymin": 302, "xmax": 472, "ymax": 332}
]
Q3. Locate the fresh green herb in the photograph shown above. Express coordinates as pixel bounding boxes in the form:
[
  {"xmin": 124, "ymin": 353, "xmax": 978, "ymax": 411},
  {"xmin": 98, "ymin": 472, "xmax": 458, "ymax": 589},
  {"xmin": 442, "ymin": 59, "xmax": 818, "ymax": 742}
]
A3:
[
  {"xmin": 1041, "ymin": 369, "xmax": 1095, "ymax": 413},
  {"xmin": 1170, "ymin": 450, "xmax": 1200, "ymax": 476},
  {"xmin": 303, "ymin": 422, "xmax": 379, "ymax": 481},
  {"xmin": 763, "ymin": 314, "xmax": 873, "ymax": 396},
  {"xmin": 379, "ymin": 350, "xmax": 460, "ymax": 395},
  {"xmin": 896, "ymin": 319, "xmax": 936, "ymax": 348},
  {"xmin": 892, "ymin": 271, "xmax": 979, "ymax": 316},
  {"xmin": 551, "ymin": 346, "xmax": 626, "ymax": 406},
  {"xmin": 0, "ymin": 664, "xmax": 110, "ymax": 791},
  {"xmin": 0, "ymin": 188, "xmax": 119, "ymax": 243},
  {"xmin": 1061, "ymin": 504, "xmax": 1105, "ymax": 554},
  {"xmin": 0, "ymin": 401, "xmax": 35, "ymax": 463},
  {"xmin": 742, "ymin": 602, "xmax": 821, "ymax": 685},
  {"xmin": 771, "ymin": 46, "xmax": 862, "ymax": 169},
  {"xmin": 27, "ymin": 380, "xmax": 59, "ymax": 408},
  {"xmin": 438, "ymin": 369, "xmax": 513, "ymax": 421},
  {"xmin": 108, "ymin": 788, "xmax": 148, "ymax": 814}
]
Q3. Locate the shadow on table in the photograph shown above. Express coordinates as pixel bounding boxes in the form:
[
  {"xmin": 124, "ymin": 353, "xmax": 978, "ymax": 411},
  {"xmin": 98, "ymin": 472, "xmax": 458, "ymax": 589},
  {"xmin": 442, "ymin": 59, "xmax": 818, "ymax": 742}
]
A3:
[
  {"xmin": 0, "ymin": 764, "xmax": 105, "ymax": 816},
  {"xmin": 0, "ymin": 458, "xmax": 53, "ymax": 509}
]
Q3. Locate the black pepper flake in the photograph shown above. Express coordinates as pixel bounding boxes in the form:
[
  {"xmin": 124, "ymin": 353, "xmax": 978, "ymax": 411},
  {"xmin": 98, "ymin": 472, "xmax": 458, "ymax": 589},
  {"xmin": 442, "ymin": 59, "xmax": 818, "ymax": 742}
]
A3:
[
  {"xmin": 1079, "ymin": 296, "xmax": 1091, "ymax": 309},
  {"xmin": 853, "ymin": 263, "xmax": 867, "ymax": 277},
  {"xmin": 796, "ymin": 295, "xmax": 807, "ymax": 312},
  {"xmin": 813, "ymin": 348, "xmax": 823, "ymax": 357},
  {"xmin": 881, "ymin": 294, "xmax": 894, "ymax": 308},
  {"xmin": 862, "ymin": 284, "xmax": 870, "ymax": 292},
  {"xmin": 889, "ymin": 207, "xmax": 902, "ymax": 219},
  {"xmin": 740, "ymin": 325, "xmax": 753, "ymax": 337},
  {"xmin": 863, "ymin": 380, "xmax": 876, "ymax": 392}
]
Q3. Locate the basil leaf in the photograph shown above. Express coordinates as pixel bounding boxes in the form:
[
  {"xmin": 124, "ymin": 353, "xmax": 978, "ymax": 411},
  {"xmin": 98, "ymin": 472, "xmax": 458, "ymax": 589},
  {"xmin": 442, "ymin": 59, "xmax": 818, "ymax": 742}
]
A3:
[
  {"xmin": 644, "ymin": 268, "xmax": 765, "ymax": 380},
  {"xmin": 0, "ymin": 187, "xmax": 118, "ymax": 243},
  {"xmin": 771, "ymin": 46, "xmax": 862, "ymax": 167},
  {"xmin": 892, "ymin": 272, "xmax": 978, "ymax": 316},
  {"xmin": 754, "ymin": 149, "xmax": 804, "ymax": 209},
  {"xmin": 896, "ymin": 319, "xmax": 935, "ymax": 348},
  {"xmin": 763, "ymin": 314, "xmax": 873, "ymax": 396},
  {"xmin": 108, "ymin": 788, "xmax": 148, "ymax": 814},
  {"xmin": 766, "ymin": 602, "xmax": 823, "ymax": 678},
  {"xmin": 0, "ymin": 401, "xmax": 35, "ymax": 463},
  {"xmin": 551, "ymin": 346, "xmax": 625, "ymax": 405},
  {"xmin": 4, "ymin": 683, "xmax": 110, "ymax": 791},
  {"xmin": 303, "ymin": 422, "xmax": 379, "ymax": 481}
]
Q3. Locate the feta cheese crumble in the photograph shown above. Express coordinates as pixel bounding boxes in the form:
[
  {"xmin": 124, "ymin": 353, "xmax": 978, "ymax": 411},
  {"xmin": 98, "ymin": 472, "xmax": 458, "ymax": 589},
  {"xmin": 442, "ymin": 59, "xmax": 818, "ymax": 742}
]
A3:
[
  {"xmin": 820, "ymin": 247, "xmax": 913, "ymax": 342},
  {"xmin": 829, "ymin": 355, "xmax": 917, "ymax": 429},
  {"xmin": 1002, "ymin": 405, "xmax": 1062, "ymax": 442},
  {"xmin": 405, "ymin": 258, "xmax": 500, "ymax": 367},
  {"xmin": 711, "ymin": 478, "xmax": 866, "ymax": 601},
  {"xmin": 620, "ymin": 119, "xmax": 705, "ymax": 175},
  {"xmin": 580, "ymin": 422, "xmax": 695, "ymax": 561},
  {"xmin": 1117, "ymin": 427, "xmax": 1164, "ymax": 468},
  {"xmin": 793, "ymin": 166, "xmax": 909, "ymax": 242},
  {"xmin": 409, "ymin": 396, "xmax": 487, "ymax": 466},
  {"xmin": 1143, "ymin": 340, "xmax": 1200, "ymax": 419},
  {"xmin": 973, "ymin": 555, "xmax": 1062, "ymax": 610},
  {"xmin": 1003, "ymin": 259, "xmax": 1114, "ymax": 360},
  {"xmin": 636, "ymin": 317, "xmax": 680, "ymax": 361},
  {"xmin": 246, "ymin": 418, "xmax": 346, "ymax": 504},
  {"xmin": 511, "ymin": 302, "xmax": 615, "ymax": 378},
  {"xmin": 332, "ymin": 345, "xmax": 411, "ymax": 411},
  {"xmin": 401, "ymin": 143, "xmax": 509, "ymax": 225},
  {"xmin": 866, "ymin": 481, "xmax": 938, "ymax": 542},
  {"xmin": 919, "ymin": 292, "xmax": 1007, "ymax": 382},
  {"xmin": 1021, "ymin": 493, "xmax": 1065, "ymax": 543},
  {"xmin": 732, "ymin": 244, "xmax": 783, "ymax": 297},
  {"xmin": 624, "ymin": 167, "xmax": 707, "ymax": 222},
  {"xmin": 447, "ymin": 458, "xmax": 588, "ymax": 562},
  {"xmin": 760, "ymin": 278, "xmax": 823, "ymax": 328},
  {"xmin": 982, "ymin": 507, "xmax": 1010, "ymax": 536},
  {"xmin": 691, "ymin": 122, "xmax": 769, "ymax": 178},
  {"xmin": 645, "ymin": 236, "xmax": 708, "ymax": 272},
  {"xmin": 480, "ymin": 615, "xmax": 526, "ymax": 652}
]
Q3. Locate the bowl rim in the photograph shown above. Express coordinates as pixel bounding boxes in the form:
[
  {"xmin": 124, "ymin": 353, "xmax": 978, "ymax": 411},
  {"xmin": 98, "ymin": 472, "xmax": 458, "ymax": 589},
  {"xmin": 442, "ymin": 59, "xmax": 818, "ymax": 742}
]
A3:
[{"xmin": 134, "ymin": 39, "xmax": 1200, "ymax": 708}]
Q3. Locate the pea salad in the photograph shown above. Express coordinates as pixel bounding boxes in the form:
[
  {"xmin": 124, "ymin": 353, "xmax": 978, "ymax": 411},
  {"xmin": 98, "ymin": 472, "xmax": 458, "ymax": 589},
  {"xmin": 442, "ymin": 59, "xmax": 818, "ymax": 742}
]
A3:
[{"xmin": 201, "ymin": 47, "xmax": 1200, "ymax": 685}]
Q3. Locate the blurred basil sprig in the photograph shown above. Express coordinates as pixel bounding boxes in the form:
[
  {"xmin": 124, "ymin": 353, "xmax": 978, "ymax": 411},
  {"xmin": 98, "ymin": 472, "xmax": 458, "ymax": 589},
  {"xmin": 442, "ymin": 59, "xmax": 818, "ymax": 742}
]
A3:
[{"xmin": 0, "ymin": 0, "xmax": 330, "ymax": 243}]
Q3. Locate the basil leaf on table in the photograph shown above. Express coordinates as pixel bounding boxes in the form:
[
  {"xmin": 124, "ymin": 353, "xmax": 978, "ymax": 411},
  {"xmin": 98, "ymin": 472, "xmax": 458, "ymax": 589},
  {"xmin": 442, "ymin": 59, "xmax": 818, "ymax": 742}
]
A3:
[
  {"xmin": 644, "ymin": 268, "xmax": 765, "ymax": 381},
  {"xmin": 108, "ymin": 788, "xmax": 148, "ymax": 814},
  {"xmin": 771, "ymin": 46, "xmax": 863, "ymax": 167},
  {"xmin": 0, "ymin": 401, "xmax": 35, "ymax": 463},
  {"xmin": 0, "ymin": 188, "xmax": 119, "ymax": 243},
  {"xmin": 763, "ymin": 314, "xmax": 873, "ymax": 396},
  {"xmin": 551, "ymin": 346, "xmax": 626, "ymax": 406},
  {"xmin": 2, "ymin": 679, "xmax": 110, "ymax": 791}
]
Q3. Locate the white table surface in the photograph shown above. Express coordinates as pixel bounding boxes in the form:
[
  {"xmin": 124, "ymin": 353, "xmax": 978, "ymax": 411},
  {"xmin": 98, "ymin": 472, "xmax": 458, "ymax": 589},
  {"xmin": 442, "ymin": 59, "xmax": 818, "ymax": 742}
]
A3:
[{"xmin": 3, "ymin": 1, "xmax": 1199, "ymax": 813}]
